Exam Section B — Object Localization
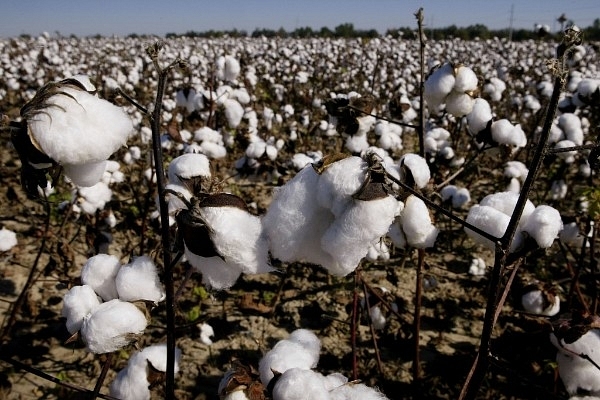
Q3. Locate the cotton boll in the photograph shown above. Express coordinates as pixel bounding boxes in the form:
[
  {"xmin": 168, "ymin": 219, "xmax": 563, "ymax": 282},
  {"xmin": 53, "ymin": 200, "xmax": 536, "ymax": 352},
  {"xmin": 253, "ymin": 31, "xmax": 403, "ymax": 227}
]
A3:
[
  {"xmin": 316, "ymin": 156, "xmax": 367, "ymax": 217},
  {"xmin": 271, "ymin": 368, "xmax": 331, "ymax": 400},
  {"xmin": 330, "ymin": 382, "xmax": 390, "ymax": 400},
  {"xmin": 551, "ymin": 179, "xmax": 568, "ymax": 200},
  {"xmin": 62, "ymin": 285, "xmax": 101, "ymax": 334},
  {"xmin": 400, "ymin": 195, "xmax": 438, "ymax": 248},
  {"xmin": 288, "ymin": 329, "xmax": 321, "ymax": 362},
  {"xmin": 454, "ymin": 66, "xmax": 478, "ymax": 92},
  {"xmin": 521, "ymin": 205, "xmax": 563, "ymax": 248},
  {"xmin": 387, "ymin": 220, "xmax": 407, "ymax": 249},
  {"xmin": 479, "ymin": 191, "xmax": 535, "ymax": 223},
  {"xmin": 467, "ymin": 98, "xmax": 492, "ymax": 135},
  {"xmin": 555, "ymin": 140, "xmax": 577, "ymax": 163},
  {"xmin": 551, "ymin": 329, "xmax": 600, "ymax": 396},
  {"xmin": 199, "ymin": 141, "xmax": 228, "ymax": 159},
  {"xmin": 491, "ymin": 119, "xmax": 527, "ymax": 148},
  {"xmin": 452, "ymin": 188, "xmax": 471, "ymax": 209},
  {"xmin": 26, "ymin": 85, "xmax": 133, "ymax": 166},
  {"xmin": 80, "ymin": 299, "xmax": 147, "ymax": 353},
  {"xmin": 445, "ymin": 91, "xmax": 474, "ymax": 117},
  {"xmin": 185, "ymin": 248, "xmax": 242, "ymax": 290},
  {"xmin": 468, "ymin": 257, "xmax": 486, "ymax": 276},
  {"xmin": 560, "ymin": 222, "xmax": 585, "ymax": 247},
  {"xmin": 424, "ymin": 62, "xmax": 455, "ymax": 111},
  {"xmin": 63, "ymin": 160, "xmax": 108, "ymax": 187},
  {"xmin": 115, "ymin": 255, "xmax": 165, "ymax": 303},
  {"xmin": 167, "ymin": 153, "xmax": 211, "ymax": 184},
  {"xmin": 77, "ymin": 182, "xmax": 113, "ymax": 214},
  {"xmin": 345, "ymin": 133, "xmax": 370, "ymax": 154},
  {"xmin": 504, "ymin": 161, "xmax": 528, "ymax": 181},
  {"xmin": 223, "ymin": 98, "xmax": 244, "ymax": 128},
  {"xmin": 399, "ymin": 154, "xmax": 430, "ymax": 189},
  {"xmin": 321, "ymin": 195, "xmax": 398, "ymax": 276},
  {"xmin": 0, "ymin": 227, "xmax": 17, "ymax": 252},
  {"xmin": 259, "ymin": 340, "xmax": 320, "ymax": 386},
  {"xmin": 81, "ymin": 254, "xmax": 121, "ymax": 301},
  {"xmin": 465, "ymin": 205, "xmax": 511, "ymax": 250},
  {"xmin": 521, "ymin": 285, "xmax": 560, "ymax": 316},
  {"xmin": 199, "ymin": 322, "xmax": 214, "ymax": 345}
]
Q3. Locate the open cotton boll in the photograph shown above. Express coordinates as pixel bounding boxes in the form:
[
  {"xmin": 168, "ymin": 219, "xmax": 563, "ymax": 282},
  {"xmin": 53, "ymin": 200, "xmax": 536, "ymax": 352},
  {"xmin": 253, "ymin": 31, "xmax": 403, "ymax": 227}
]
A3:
[
  {"xmin": 116, "ymin": 255, "xmax": 165, "ymax": 303},
  {"xmin": 63, "ymin": 160, "xmax": 107, "ymax": 187},
  {"xmin": 220, "ymin": 55, "xmax": 241, "ymax": 82},
  {"xmin": 479, "ymin": 191, "xmax": 535, "ymax": 225},
  {"xmin": 81, "ymin": 254, "xmax": 121, "ymax": 301},
  {"xmin": 465, "ymin": 205, "xmax": 511, "ymax": 250},
  {"xmin": 399, "ymin": 153, "xmax": 430, "ymax": 189},
  {"xmin": 110, "ymin": 343, "xmax": 181, "ymax": 400},
  {"xmin": 223, "ymin": 98, "xmax": 244, "ymax": 128},
  {"xmin": 271, "ymin": 368, "xmax": 331, "ymax": 400},
  {"xmin": 504, "ymin": 161, "xmax": 528, "ymax": 181},
  {"xmin": 263, "ymin": 166, "xmax": 335, "ymax": 267},
  {"xmin": 185, "ymin": 248, "xmax": 242, "ymax": 290},
  {"xmin": 0, "ymin": 227, "xmax": 18, "ymax": 252},
  {"xmin": 199, "ymin": 205, "xmax": 272, "ymax": 276},
  {"xmin": 400, "ymin": 195, "xmax": 439, "ymax": 248},
  {"xmin": 330, "ymin": 382, "xmax": 390, "ymax": 400},
  {"xmin": 424, "ymin": 62, "xmax": 455, "ymax": 110},
  {"xmin": 469, "ymin": 257, "xmax": 486, "ymax": 276},
  {"xmin": 316, "ymin": 156, "xmax": 367, "ymax": 217},
  {"xmin": 521, "ymin": 286, "xmax": 560, "ymax": 316},
  {"xmin": 321, "ymin": 195, "xmax": 398, "ymax": 276},
  {"xmin": 446, "ymin": 91, "xmax": 474, "ymax": 117},
  {"xmin": 77, "ymin": 181, "xmax": 113, "ymax": 215},
  {"xmin": 26, "ymin": 86, "xmax": 133, "ymax": 166},
  {"xmin": 521, "ymin": 205, "xmax": 563, "ymax": 248},
  {"xmin": 259, "ymin": 331, "xmax": 321, "ymax": 386},
  {"xmin": 551, "ymin": 329, "xmax": 600, "ymax": 396},
  {"xmin": 467, "ymin": 98, "xmax": 492, "ymax": 135},
  {"xmin": 491, "ymin": 119, "xmax": 527, "ymax": 148},
  {"xmin": 61, "ymin": 285, "xmax": 101, "ymax": 334},
  {"xmin": 454, "ymin": 66, "xmax": 478, "ymax": 92},
  {"xmin": 555, "ymin": 140, "xmax": 577, "ymax": 163},
  {"xmin": 80, "ymin": 299, "xmax": 147, "ymax": 353},
  {"xmin": 167, "ymin": 153, "xmax": 211, "ymax": 184},
  {"xmin": 199, "ymin": 322, "xmax": 215, "ymax": 345}
]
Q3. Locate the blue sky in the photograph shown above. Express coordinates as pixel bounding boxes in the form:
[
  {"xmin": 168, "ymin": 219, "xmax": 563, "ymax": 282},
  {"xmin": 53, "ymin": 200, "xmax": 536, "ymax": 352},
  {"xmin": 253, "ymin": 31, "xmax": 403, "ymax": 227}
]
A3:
[{"xmin": 1, "ymin": 0, "xmax": 598, "ymax": 38}]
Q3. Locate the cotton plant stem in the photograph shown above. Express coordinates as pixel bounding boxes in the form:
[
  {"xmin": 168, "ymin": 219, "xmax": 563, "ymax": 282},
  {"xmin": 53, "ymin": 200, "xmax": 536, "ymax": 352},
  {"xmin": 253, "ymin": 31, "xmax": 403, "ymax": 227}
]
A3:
[
  {"xmin": 415, "ymin": 7, "xmax": 427, "ymax": 158},
  {"xmin": 147, "ymin": 44, "xmax": 184, "ymax": 400},
  {"xmin": 412, "ymin": 248, "xmax": 425, "ymax": 383},
  {"xmin": 361, "ymin": 279, "xmax": 384, "ymax": 375},
  {"xmin": 91, "ymin": 352, "xmax": 114, "ymax": 400},
  {"xmin": 459, "ymin": 66, "xmax": 565, "ymax": 400},
  {"xmin": 351, "ymin": 271, "xmax": 360, "ymax": 381}
]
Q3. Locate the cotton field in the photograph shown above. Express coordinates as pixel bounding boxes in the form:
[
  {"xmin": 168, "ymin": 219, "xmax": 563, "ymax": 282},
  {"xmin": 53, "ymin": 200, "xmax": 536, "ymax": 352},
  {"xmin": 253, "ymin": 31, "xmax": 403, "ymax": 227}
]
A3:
[{"xmin": 0, "ymin": 27, "xmax": 599, "ymax": 400}]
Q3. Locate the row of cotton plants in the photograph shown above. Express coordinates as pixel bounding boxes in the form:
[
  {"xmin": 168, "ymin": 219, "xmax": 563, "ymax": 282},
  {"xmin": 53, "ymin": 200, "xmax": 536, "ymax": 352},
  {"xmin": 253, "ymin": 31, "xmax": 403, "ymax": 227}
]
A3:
[{"xmin": 1, "ymin": 26, "xmax": 598, "ymax": 399}]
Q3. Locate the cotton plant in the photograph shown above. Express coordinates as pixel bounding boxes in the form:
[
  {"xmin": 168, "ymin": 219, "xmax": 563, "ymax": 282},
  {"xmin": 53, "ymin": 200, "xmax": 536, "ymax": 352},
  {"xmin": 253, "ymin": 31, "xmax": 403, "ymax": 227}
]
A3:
[
  {"xmin": 110, "ymin": 343, "xmax": 182, "ymax": 400},
  {"xmin": 263, "ymin": 152, "xmax": 401, "ymax": 276},
  {"xmin": 12, "ymin": 74, "xmax": 134, "ymax": 193},
  {"xmin": 520, "ymin": 281, "xmax": 560, "ymax": 316}
]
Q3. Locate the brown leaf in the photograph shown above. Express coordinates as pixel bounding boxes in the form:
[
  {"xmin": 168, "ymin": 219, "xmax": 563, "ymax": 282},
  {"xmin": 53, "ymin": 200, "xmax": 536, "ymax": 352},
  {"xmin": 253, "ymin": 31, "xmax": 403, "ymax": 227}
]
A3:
[{"xmin": 237, "ymin": 293, "xmax": 272, "ymax": 314}]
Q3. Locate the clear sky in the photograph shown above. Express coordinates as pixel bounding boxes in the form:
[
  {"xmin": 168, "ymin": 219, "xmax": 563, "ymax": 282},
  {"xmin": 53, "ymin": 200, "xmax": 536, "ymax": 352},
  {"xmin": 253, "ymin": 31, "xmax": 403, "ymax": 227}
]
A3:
[{"xmin": 1, "ymin": 0, "xmax": 598, "ymax": 38}]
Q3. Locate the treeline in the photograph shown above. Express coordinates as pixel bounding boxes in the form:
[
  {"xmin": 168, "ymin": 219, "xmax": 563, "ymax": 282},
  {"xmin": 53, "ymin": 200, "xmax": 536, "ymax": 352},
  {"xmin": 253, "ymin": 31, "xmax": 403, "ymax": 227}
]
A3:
[{"xmin": 164, "ymin": 20, "xmax": 600, "ymax": 41}]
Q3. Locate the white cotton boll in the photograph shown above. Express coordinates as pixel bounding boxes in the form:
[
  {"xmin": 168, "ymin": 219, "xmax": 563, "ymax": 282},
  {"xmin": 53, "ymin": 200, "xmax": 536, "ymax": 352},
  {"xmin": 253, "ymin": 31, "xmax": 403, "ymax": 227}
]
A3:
[
  {"xmin": 27, "ymin": 86, "xmax": 133, "ymax": 165},
  {"xmin": 440, "ymin": 185, "xmax": 457, "ymax": 202},
  {"xmin": 62, "ymin": 285, "xmax": 101, "ymax": 334},
  {"xmin": 566, "ymin": 128, "xmax": 584, "ymax": 147},
  {"xmin": 439, "ymin": 145, "xmax": 455, "ymax": 160},
  {"xmin": 504, "ymin": 161, "xmax": 528, "ymax": 180},
  {"xmin": 321, "ymin": 195, "xmax": 398, "ymax": 276},
  {"xmin": 356, "ymin": 115, "xmax": 376, "ymax": 136},
  {"xmin": 467, "ymin": 98, "xmax": 492, "ymax": 135},
  {"xmin": 491, "ymin": 119, "xmax": 527, "ymax": 147},
  {"xmin": 446, "ymin": 91, "xmax": 475, "ymax": 117},
  {"xmin": 246, "ymin": 141, "xmax": 266, "ymax": 159},
  {"xmin": 521, "ymin": 289, "xmax": 560, "ymax": 316},
  {"xmin": 81, "ymin": 254, "xmax": 121, "ymax": 301},
  {"xmin": 232, "ymin": 88, "xmax": 250, "ymax": 105},
  {"xmin": 116, "ymin": 255, "xmax": 165, "ymax": 303},
  {"xmin": 140, "ymin": 343, "xmax": 181, "ymax": 374},
  {"xmin": 199, "ymin": 322, "xmax": 214, "ymax": 345},
  {"xmin": 560, "ymin": 222, "xmax": 585, "ymax": 247},
  {"xmin": 521, "ymin": 205, "xmax": 563, "ymax": 248},
  {"xmin": 465, "ymin": 205, "xmax": 511, "ymax": 250},
  {"xmin": 479, "ymin": 191, "xmax": 535, "ymax": 223},
  {"xmin": 551, "ymin": 330, "xmax": 600, "ymax": 396},
  {"xmin": 551, "ymin": 179, "xmax": 568, "ymax": 200},
  {"xmin": 80, "ymin": 299, "xmax": 147, "ymax": 353},
  {"xmin": 165, "ymin": 183, "xmax": 192, "ymax": 216},
  {"xmin": 63, "ymin": 160, "xmax": 108, "ymax": 187},
  {"xmin": 387, "ymin": 219, "xmax": 407, "ymax": 249},
  {"xmin": 424, "ymin": 62, "xmax": 455, "ymax": 111},
  {"xmin": 194, "ymin": 126, "xmax": 222, "ymax": 144},
  {"xmin": 200, "ymin": 204, "xmax": 272, "ymax": 276},
  {"xmin": 185, "ymin": 248, "xmax": 242, "ymax": 290},
  {"xmin": 265, "ymin": 144, "xmax": 278, "ymax": 161},
  {"xmin": 288, "ymin": 329, "xmax": 321, "ymax": 362},
  {"xmin": 290, "ymin": 153, "xmax": 315, "ymax": 170},
  {"xmin": 222, "ymin": 55, "xmax": 241, "ymax": 82},
  {"xmin": 263, "ymin": 166, "xmax": 335, "ymax": 267},
  {"xmin": 345, "ymin": 134, "xmax": 370, "ymax": 154},
  {"xmin": 167, "ymin": 153, "xmax": 211, "ymax": 184},
  {"xmin": 271, "ymin": 368, "xmax": 331, "ymax": 400},
  {"xmin": 330, "ymin": 382, "xmax": 390, "ymax": 400},
  {"xmin": 454, "ymin": 66, "xmax": 478, "ymax": 92},
  {"xmin": 259, "ymin": 341, "xmax": 320, "ymax": 387},
  {"xmin": 400, "ymin": 195, "xmax": 438, "ymax": 248},
  {"xmin": 555, "ymin": 140, "xmax": 577, "ymax": 163},
  {"xmin": 399, "ymin": 154, "xmax": 430, "ymax": 189},
  {"xmin": 468, "ymin": 257, "xmax": 486, "ymax": 276},
  {"xmin": 223, "ymin": 98, "xmax": 244, "ymax": 128},
  {"xmin": 0, "ymin": 227, "xmax": 18, "ymax": 252},
  {"xmin": 317, "ymin": 156, "xmax": 366, "ymax": 217},
  {"xmin": 78, "ymin": 182, "xmax": 113, "ymax": 214},
  {"xmin": 452, "ymin": 188, "xmax": 471, "ymax": 209},
  {"xmin": 366, "ymin": 241, "xmax": 390, "ymax": 262}
]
